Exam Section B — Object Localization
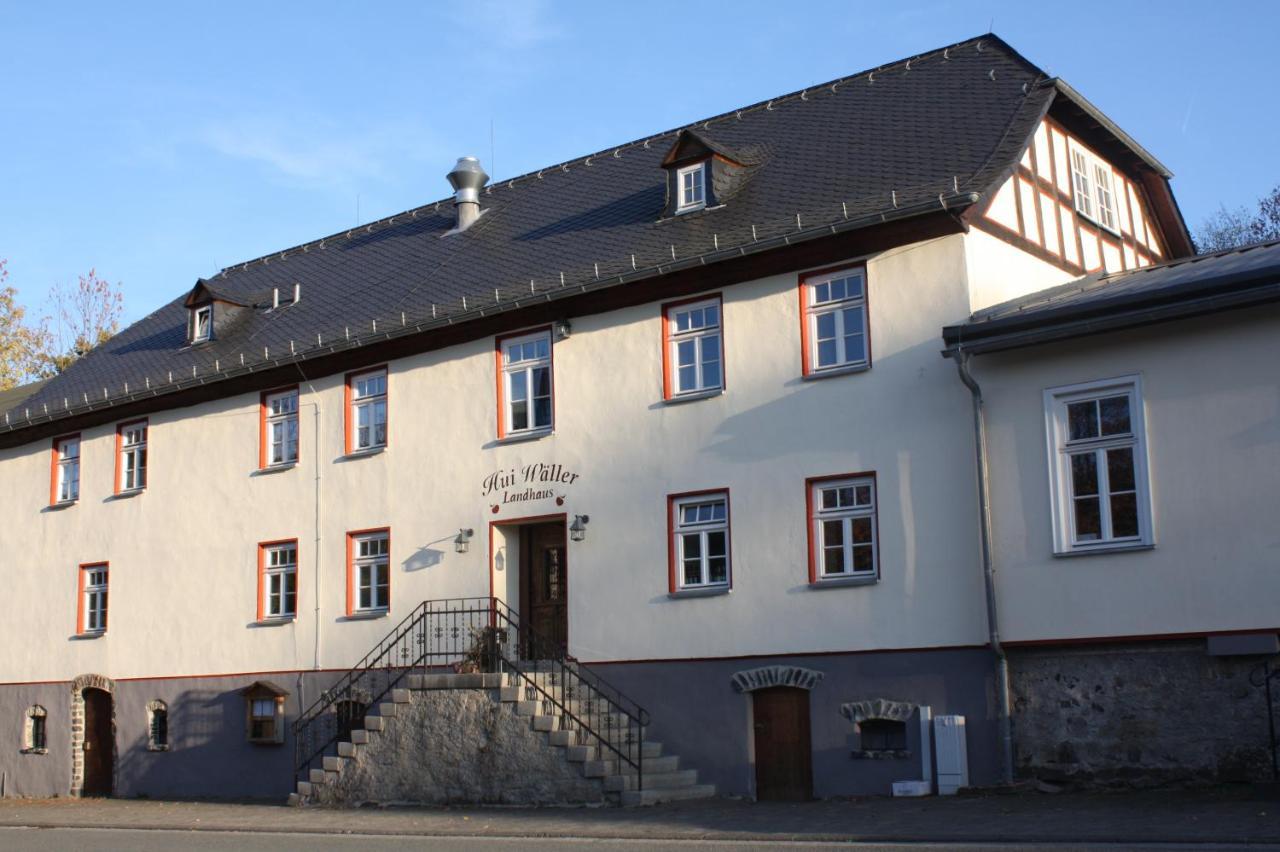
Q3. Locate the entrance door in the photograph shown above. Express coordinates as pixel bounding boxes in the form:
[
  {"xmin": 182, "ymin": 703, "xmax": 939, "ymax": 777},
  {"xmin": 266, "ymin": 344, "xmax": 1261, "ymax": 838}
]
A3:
[
  {"xmin": 753, "ymin": 686, "xmax": 813, "ymax": 801},
  {"xmin": 81, "ymin": 688, "xmax": 113, "ymax": 797},
  {"xmin": 520, "ymin": 522, "xmax": 568, "ymax": 657}
]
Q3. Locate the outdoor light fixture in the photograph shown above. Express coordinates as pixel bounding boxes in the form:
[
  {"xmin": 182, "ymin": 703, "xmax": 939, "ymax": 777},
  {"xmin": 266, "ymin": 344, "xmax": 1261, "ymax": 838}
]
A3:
[
  {"xmin": 569, "ymin": 514, "xmax": 589, "ymax": 542},
  {"xmin": 454, "ymin": 528, "xmax": 474, "ymax": 554},
  {"xmin": 554, "ymin": 319, "xmax": 572, "ymax": 340}
]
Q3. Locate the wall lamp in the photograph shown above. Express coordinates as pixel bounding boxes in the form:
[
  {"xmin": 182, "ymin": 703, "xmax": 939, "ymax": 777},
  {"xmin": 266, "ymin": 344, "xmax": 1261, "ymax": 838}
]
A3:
[
  {"xmin": 569, "ymin": 514, "xmax": 589, "ymax": 542},
  {"xmin": 554, "ymin": 319, "xmax": 572, "ymax": 340},
  {"xmin": 454, "ymin": 528, "xmax": 474, "ymax": 554}
]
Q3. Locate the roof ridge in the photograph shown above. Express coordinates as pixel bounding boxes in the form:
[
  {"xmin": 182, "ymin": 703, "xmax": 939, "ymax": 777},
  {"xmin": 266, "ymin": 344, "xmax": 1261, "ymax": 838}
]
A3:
[{"xmin": 214, "ymin": 32, "xmax": 1027, "ymax": 278}]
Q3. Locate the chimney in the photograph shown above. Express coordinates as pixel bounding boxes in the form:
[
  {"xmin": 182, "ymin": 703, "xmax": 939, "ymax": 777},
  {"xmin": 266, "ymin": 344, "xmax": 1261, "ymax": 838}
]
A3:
[{"xmin": 446, "ymin": 156, "xmax": 489, "ymax": 232}]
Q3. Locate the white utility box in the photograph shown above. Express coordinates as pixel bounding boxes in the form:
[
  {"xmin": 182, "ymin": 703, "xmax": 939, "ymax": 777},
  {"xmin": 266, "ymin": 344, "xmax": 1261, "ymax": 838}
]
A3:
[
  {"xmin": 933, "ymin": 714, "xmax": 969, "ymax": 795},
  {"xmin": 892, "ymin": 780, "xmax": 931, "ymax": 797}
]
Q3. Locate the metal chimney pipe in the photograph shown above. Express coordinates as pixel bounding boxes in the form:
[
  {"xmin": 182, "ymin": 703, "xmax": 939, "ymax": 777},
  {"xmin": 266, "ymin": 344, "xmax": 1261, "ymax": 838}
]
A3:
[{"xmin": 446, "ymin": 156, "xmax": 489, "ymax": 232}]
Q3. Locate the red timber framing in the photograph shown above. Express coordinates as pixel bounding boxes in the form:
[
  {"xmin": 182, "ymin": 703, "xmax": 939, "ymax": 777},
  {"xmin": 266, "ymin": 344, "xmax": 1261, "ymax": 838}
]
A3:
[{"xmin": 966, "ymin": 116, "xmax": 1171, "ymax": 277}]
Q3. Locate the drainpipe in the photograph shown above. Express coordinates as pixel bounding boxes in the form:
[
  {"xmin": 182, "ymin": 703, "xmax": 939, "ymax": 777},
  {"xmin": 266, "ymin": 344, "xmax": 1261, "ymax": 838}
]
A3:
[{"xmin": 953, "ymin": 350, "xmax": 1014, "ymax": 786}]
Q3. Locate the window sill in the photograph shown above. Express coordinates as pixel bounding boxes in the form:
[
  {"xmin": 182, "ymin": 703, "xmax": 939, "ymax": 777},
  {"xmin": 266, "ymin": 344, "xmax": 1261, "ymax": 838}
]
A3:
[
  {"xmin": 72, "ymin": 631, "xmax": 105, "ymax": 640},
  {"xmin": 252, "ymin": 616, "xmax": 296, "ymax": 627},
  {"xmin": 253, "ymin": 462, "xmax": 298, "ymax": 476},
  {"xmin": 659, "ymin": 204, "xmax": 725, "ymax": 223},
  {"xmin": 497, "ymin": 429, "xmax": 553, "ymax": 445},
  {"xmin": 20, "ymin": 748, "xmax": 48, "ymax": 756},
  {"xmin": 1076, "ymin": 208, "xmax": 1122, "ymax": 238},
  {"xmin": 341, "ymin": 446, "xmax": 386, "ymax": 461},
  {"xmin": 1053, "ymin": 541, "xmax": 1154, "ymax": 558},
  {"xmin": 668, "ymin": 586, "xmax": 731, "ymax": 599},
  {"xmin": 663, "ymin": 388, "xmax": 723, "ymax": 406},
  {"xmin": 342, "ymin": 609, "xmax": 390, "ymax": 621},
  {"xmin": 110, "ymin": 488, "xmax": 144, "ymax": 500},
  {"xmin": 810, "ymin": 574, "xmax": 879, "ymax": 588},
  {"xmin": 147, "ymin": 744, "xmax": 171, "ymax": 753},
  {"xmin": 247, "ymin": 738, "xmax": 284, "ymax": 747},
  {"xmin": 45, "ymin": 500, "xmax": 78, "ymax": 511},
  {"xmin": 802, "ymin": 363, "xmax": 870, "ymax": 382},
  {"xmin": 851, "ymin": 749, "xmax": 912, "ymax": 761}
]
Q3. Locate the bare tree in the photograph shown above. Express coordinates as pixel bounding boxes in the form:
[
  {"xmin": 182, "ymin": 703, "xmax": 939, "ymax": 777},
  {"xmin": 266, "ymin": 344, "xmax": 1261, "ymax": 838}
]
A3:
[
  {"xmin": 1195, "ymin": 185, "xmax": 1280, "ymax": 253},
  {"xmin": 44, "ymin": 269, "xmax": 125, "ymax": 374}
]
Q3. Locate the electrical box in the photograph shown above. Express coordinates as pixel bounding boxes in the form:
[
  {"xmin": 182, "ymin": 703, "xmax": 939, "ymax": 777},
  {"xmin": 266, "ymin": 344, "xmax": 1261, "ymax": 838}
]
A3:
[{"xmin": 933, "ymin": 714, "xmax": 969, "ymax": 795}]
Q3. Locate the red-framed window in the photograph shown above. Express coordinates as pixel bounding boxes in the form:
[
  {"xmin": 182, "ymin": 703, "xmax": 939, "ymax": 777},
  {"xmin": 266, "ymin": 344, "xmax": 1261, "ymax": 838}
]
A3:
[
  {"xmin": 345, "ymin": 528, "xmax": 391, "ymax": 616},
  {"xmin": 495, "ymin": 327, "xmax": 554, "ymax": 440},
  {"xmin": 50, "ymin": 433, "xmax": 81, "ymax": 506},
  {"xmin": 344, "ymin": 367, "xmax": 388, "ymax": 455},
  {"xmin": 666, "ymin": 489, "xmax": 732, "ymax": 594},
  {"xmin": 114, "ymin": 419, "xmax": 148, "ymax": 494},
  {"xmin": 798, "ymin": 263, "xmax": 871, "ymax": 377},
  {"xmin": 806, "ymin": 472, "xmax": 880, "ymax": 584},
  {"xmin": 76, "ymin": 562, "xmax": 109, "ymax": 635},
  {"xmin": 661, "ymin": 294, "xmax": 724, "ymax": 401},
  {"xmin": 257, "ymin": 539, "xmax": 299, "ymax": 621},
  {"xmin": 259, "ymin": 386, "xmax": 300, "ymax": 469}
]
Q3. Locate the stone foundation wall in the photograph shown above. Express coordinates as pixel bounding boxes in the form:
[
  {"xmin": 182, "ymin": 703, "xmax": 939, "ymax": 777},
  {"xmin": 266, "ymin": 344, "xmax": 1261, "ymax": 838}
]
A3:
[
  {"xmin": 1010, "ymin": 641, "xmax": 1274, "ymax": 787},
  {"xmin": 312, "ymin": 688, "xmax": 605, "ymax": 806}
]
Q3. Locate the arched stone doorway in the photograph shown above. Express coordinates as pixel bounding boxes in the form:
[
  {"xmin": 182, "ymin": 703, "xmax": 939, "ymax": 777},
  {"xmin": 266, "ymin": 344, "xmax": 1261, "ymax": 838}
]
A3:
[
  {"xmin": 70, "ymin": 674, "xmax": 115, "ymax": 797},
  {"xmin": 731, "ymin": 665, "xmax": 823, "ymax": 801}
]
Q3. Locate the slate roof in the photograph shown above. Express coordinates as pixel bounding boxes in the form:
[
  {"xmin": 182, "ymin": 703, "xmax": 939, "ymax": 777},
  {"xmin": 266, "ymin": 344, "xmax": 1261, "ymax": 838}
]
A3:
[
  {"xmin": 0, "ymin": 380, "xmax": 48, "ymax": 419},
  {"xmin": 3, "ymin": 33, "xmax": 1167, "ymax": 437},
  {"xmin": 943, "ymin": 239, "xmax": 1280, "ymax": 354}
]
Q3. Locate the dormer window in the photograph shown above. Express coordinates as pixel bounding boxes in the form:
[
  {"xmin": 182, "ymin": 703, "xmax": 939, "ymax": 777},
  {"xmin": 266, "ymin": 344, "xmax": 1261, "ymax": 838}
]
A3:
[
  {"xmin": 677, "ymin": 162, "xmax": 707, "ymax": 213},
  {"xmin": 191, "ymin": 305, "xmax": 212, "ymax": 343}
]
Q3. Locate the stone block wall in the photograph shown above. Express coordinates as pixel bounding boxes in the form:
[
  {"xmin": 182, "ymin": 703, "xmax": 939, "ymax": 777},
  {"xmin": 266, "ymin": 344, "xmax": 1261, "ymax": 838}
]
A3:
[
  {"xmin": 1009, "ymin": 640, "xmax": 1275, "ymax": 787},
  {"xmin": 312, "ymin": 688, "xmax": 605, "ymax": 806}
]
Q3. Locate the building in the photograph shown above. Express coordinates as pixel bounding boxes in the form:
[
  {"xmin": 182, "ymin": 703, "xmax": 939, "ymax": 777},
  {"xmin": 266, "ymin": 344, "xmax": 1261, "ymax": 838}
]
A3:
[{"xmin": 6, "ymin": 33, "xmax": 1268, "ymax": 804}]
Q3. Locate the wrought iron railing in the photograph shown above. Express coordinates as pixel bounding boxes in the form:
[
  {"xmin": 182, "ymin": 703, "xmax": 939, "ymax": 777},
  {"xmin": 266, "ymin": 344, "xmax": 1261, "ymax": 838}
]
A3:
[{"xmin": 291, "ymin": 597, "xmax": 649, "ymax": 791}]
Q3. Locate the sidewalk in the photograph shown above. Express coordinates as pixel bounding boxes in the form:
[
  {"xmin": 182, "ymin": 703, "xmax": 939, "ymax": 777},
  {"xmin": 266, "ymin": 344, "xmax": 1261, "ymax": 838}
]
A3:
[{"xmin": 0, "ymin": 786, "xmax": 1277, "ymax": 845}]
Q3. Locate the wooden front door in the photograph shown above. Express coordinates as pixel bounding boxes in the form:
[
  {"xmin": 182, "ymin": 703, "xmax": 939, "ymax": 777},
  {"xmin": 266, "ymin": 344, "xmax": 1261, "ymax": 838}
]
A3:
[
  {"xmin": 81, "ymin": 688, "xmax": 114, "ymax": 797},
  {"xmin": 520, "ymin": 522, "xmax": 568, "ymax": 657},
  {"xmin": 753, "ymin": 686, "xmax": 813, "ymax": 801}
]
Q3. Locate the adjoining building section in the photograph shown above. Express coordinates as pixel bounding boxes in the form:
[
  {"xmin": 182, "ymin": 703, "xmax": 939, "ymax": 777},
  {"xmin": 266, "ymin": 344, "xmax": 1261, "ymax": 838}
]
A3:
[{"xmin": 2, "ymin": 33, "xmax": 1274, "ymax": 805}]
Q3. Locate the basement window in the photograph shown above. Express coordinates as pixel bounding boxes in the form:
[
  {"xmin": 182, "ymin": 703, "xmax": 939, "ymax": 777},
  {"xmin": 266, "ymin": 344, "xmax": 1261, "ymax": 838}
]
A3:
[
  {"xmin": 23, "ymin": 706, "xmax": 47, "ymax": 754},
  {"xmin": 147, "ymin": 700, "xmax": 169, "ymax": 751},
  {"xmin": 241, "ymin": 681, "xmax": 288, "ymax": 745}
]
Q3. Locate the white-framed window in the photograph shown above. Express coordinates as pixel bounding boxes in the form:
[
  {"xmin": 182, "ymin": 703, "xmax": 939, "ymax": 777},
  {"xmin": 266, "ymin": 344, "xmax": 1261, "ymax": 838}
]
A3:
[
  {"xmin": 665, "ymin": 297, "xmax": 723, "ymax": 397},
  {"xmin": 263, "ymin": 389, "xmax": 299, "ymax": 467},
  {"xmin": 1070, "ymin": 144, "xmax": 1118, "ymax": 233},
  {"xmin": 54, "ymin": 436, "xmax": 80, "ymax": 503},
  {"xmin": 81, "ymin": 564, "xmax": 108, "ymax": 634},
  {"xmin": 671, "ymin": 493, "xmax": 730, "ymax": 590},
  {"xmin": 349, "ymin": 369, "xmax": 387, "ymax": 452},
  {"xmin": 804, "ymin": 266, "xmax": 869, "ymax": 374},
  {"xmin": 1045, "ymin": 376, "xmax": 1152, "ymax": 554},
  {"xmin": 118, "ymin": 421, "xmax": 147, "ymax": 492},
  {"xmin": 351, "ymin": 531, "xmax": 390, "ymax": 613},
  {"xmin": 191, "ymin": 305, "xmax": 212, "ymax": 343},
  {"xmin": 261, "ymin": 542, "xmax": 298, "ymax": 620},
  {"xmin": 676, "ymin": 162, "xmax": 706, "ymax": 212},
  {"xmin": 501, "ymin": 331, "xmax": 553, "ymax": 436},
  {"xmin": 810, "ymin": 475, "xmax": 878, "ymax": 581}
]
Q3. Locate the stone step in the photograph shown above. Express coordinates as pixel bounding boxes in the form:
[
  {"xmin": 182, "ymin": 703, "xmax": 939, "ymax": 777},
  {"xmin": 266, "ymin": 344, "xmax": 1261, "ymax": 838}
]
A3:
[
  {"xmin": 499, "ymin": 686, "xmax": 521, "ymax": 702},
  {"xmin": 337, "ymin": 741, "xmax": 357, "ymax": 758},
  {"xmin": 378, "ymin": 702, "xmax": 398, "ymax": 718},
  {"xmin": 363, "ymin": 715, "xmax": 385, "ymax": 731},
  {"xmin": 408, "ymin": 672, "xmax": 508, "ymax": 690},
  {"xmin": 565, "ymin": 741, "xmax": 665, "ymax": 764},
  {"xmin": 350, "ymin": 729, "xmax": 370, "ymax": 745},
  {"xmin": 286, "ymin": 793, "xmax": 302, "ymax": 807},
  {"xmin": 603, "ymin": 768, "xmax": 696, "ymax": 792},
  {"xmin": 390, "ymin": 688, "xmax": 411, "ymax": 703},
  {"xmin": 530, "ymin": 714, "xmax": 560, "ymax": 732},
  {"xmin": 547, "ymin": 729, "xmax": 578, "ymax": 747},
  {"xmin": 296, "ymin": 781, "xmax": 313, "ymax": 796},
  {"xmin": 322, "ymin": 755, "xmax": 345, "ymax": 772},
  {"xmin": 309, "ymin": 768, "xmax": 327, "ymax": 784},
  {"xmin": 515, "ymin": 700, "xmax": 539, "ymax": 717},
  {"xmin": 620, "ymin": 784, "xmax": 716, "ymax": 807}
]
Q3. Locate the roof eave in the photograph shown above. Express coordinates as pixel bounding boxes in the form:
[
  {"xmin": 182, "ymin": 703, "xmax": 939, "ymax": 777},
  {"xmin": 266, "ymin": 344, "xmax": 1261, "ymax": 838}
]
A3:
[{"xmin": 1051, "ymin": 79, "xmax": 1172, "ymax": 178}]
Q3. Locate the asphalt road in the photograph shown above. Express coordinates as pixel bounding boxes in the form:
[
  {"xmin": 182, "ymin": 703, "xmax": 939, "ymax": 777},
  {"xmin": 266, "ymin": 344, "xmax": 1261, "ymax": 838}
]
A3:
[{"xmin": 2, "ymin": 829, "xmax": 1278, "ymax": 852}]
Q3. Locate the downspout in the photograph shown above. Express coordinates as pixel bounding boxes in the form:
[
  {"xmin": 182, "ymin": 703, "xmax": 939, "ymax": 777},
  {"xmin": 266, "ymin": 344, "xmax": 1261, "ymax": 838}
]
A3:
[{"xmin": 953, "ymin": 349, "xmax": 1015, "ymax": 786}]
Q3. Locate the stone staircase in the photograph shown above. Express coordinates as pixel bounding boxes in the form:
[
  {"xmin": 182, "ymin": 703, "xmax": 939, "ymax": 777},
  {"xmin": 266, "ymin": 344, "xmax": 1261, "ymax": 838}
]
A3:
[{"xmin": 290, "ymin": 671, "xmax": 715, "ymax": 807}]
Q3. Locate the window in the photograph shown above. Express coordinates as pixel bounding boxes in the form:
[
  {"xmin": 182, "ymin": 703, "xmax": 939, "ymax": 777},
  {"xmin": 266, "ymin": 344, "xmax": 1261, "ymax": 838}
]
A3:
[
  {"xmin": 260, "ymin": 387, "xmax": 299, "ymax": 468},
  {"xmin": 808, "ymin": 474, "xmax": 878, "ymax": 583},
  {"xmin": 241, "ymin": 681, "xmax": 288, "ymax": 744},
  {"xmin": 347, "ymin": 530, "xmax": 390, "ymax": 615},
  {"xmin": 116, "ymin": 420, "xmax": 147, "ymax": 493},
  {"xmin": 801, "ymin": 266, "xmax": 870, "ymax": 375},
  {"xmin": 663, "ymin": 297, "xmax": 724, "ymax": 399},
  {"xmin": 23, "ymin": 706, "xmax": 47, "ymax": 753},
  {"xmin": 78, "ymin": 563, "xmax": 108, "ymax": 635},
  {"xmin": 345, "ymin": 368, "xmax": 387, "ymax": 453},
  {"xmin": 191, "ymin": 305, "xmax": 212, "ymax": 343},
  {"xmin": 858, "ymin": 718, "xmax": 907, "ymax": 752},
  {"xmin": 51, "ymin": 434, "xmax": 80, "ymax": 505},
  {"xmin": 676, "ymin": 162, "xmax": 706, "ymax": 212},
  {"xmin": 147, "ymin": 700, "xmax": 169, "ymax": 751},
  {"xmin": 668, "ymin": 491, "xmax": 731, "ymax": 593},
  {"xmin": 1045, "ymin": 377, "xmax": 1152, "ymax": 554},
  {"xmin": 1070, "ymin": 144, "xmax": 1119, "ymax": 233},
  {"xmin": 498, "ymin": 330, "xmax": 553, "ymax": 438},
  {"xmin": 258, "ymin": 540, "xmax": 298, "ymax": 621}
]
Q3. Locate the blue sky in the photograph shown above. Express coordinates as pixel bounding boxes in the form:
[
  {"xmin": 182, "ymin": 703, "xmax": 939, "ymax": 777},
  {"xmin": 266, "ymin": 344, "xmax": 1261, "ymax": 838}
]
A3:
[{"xmin": 2, "ymin": 1, "xmax": 1276, "ymax": 324}]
